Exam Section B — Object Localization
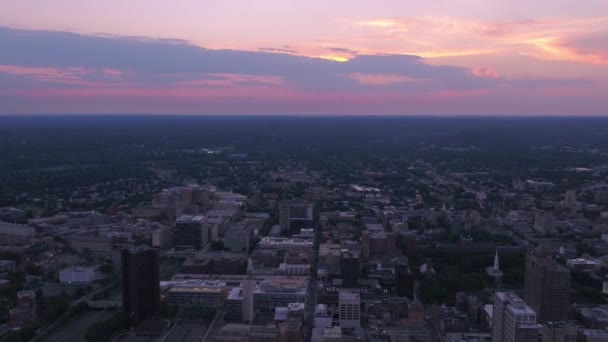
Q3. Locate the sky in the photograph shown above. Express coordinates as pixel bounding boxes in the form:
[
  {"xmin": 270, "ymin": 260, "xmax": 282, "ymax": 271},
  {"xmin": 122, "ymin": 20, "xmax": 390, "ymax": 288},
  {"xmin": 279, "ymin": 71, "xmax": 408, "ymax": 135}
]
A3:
[{"xmin": 1, "ymin": 0, "xmax": 608, "ymax": 115}]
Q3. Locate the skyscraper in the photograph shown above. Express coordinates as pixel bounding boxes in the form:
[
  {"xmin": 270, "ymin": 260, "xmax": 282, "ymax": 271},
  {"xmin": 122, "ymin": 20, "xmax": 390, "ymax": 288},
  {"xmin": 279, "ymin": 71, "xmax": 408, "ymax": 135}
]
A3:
[
  {"xmin": 524, "ymin": 251, "xmax": 571, "ymax": 323},
  {"xmin": 492, "ymin": 292, "xmax": 538, "ymax": 342},
  {"xmin": 396, "ymin": 261, "xmax": 415, "ymax": 299},
  {"xmin": 340, "ymin": 250, "xmax": 360, "ymax": 288},
  {"xmin": 121, "ymin": 247, "xmax": 160, "ymax": 322},
  {"xmin": 242, "ymin": 258, "xmax": 255, "ymax": 324}
]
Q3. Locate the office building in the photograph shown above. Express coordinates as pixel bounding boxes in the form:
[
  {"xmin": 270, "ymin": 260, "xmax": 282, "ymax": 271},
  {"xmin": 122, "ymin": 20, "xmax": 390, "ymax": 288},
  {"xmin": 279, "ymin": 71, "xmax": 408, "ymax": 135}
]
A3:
[
  {"xmin": 279, "ymin": 200, "xmax": 313, "ymax": 235},
  {"xmin": 319, "ymin": 243, "xmax": 342, "ymax": 275},
  {"xmin": 174, "ymin": 215, "xmax": 205, "ymax": 250},
  {"xmin": 121, "ymin": 247, "xmax": 160, "ymax": 322},
  {"xmin": 9, "ymin": 290, "xmax": 36, "ymax": 329},
  {"xmin": 152, "ymin": 226, "xmax": 172, "ymax": 249},
  {"xmin": 579, "ymin": 329, "xmax": 608, "ymax": 342},
  {"xmin": 0, "ymin": 222, "xmax": 35, "ymax": 246},
  {"xmin": 492, "ymin": 292, "xmax": 537, "ymax": 342},
  {"xmin": 70, "ymin": 236, "xmax": 112, "ymax": 252},
  {"xmin": 224, "ymin": 222, "xmax": 254, "ymax": 252},
  {"xmin": 524, "ymin": 251, "xmax": 571, "ymax": 322},
  {"xmin": 542, "ymin": 321, "xmax": 580, "ymax": 342},
  {"xmin": 397, "ymin": 261, "xmax": 415, "ymax": 299},
  {"xmin": 59, "ymin": 266, "xmax": 95, "ymax": 284},
  {"xmin": 340, "ymin": 250, "xmax": 360, "ymax": 288},
  {"xmin": 361, "ymin": 224, "xmax": 396, "ymax": 261},
  {"xmin": 339, "ymin": 290, "xmax": 361, "ymax": 329},
  {"xmin": 167, "ymin": 287, "xmax": 226, "ymax": 308}
]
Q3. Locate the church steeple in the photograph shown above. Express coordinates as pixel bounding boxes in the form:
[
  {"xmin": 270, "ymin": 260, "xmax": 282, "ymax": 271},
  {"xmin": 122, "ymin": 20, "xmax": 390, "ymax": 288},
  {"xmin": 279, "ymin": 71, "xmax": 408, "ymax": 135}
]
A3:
[{"xmin": 494, "ymin": 250, "xmax": 500, "ymax": 271}]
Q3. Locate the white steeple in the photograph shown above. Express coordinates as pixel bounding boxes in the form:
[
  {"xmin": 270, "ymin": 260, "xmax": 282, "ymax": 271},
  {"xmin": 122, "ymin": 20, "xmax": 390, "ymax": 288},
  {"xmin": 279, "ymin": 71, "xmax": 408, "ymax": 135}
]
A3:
[{"xmin": 494, "ymin": 250, "xmax": 500, "ymax": 271}]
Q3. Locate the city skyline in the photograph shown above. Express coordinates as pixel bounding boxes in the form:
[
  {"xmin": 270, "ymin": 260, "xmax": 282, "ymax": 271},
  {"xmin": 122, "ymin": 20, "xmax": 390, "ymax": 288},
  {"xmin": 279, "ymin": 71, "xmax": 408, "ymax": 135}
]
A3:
[{"xmin": 1, "ymin": 1, "xmax": 608, "ymax": 115}]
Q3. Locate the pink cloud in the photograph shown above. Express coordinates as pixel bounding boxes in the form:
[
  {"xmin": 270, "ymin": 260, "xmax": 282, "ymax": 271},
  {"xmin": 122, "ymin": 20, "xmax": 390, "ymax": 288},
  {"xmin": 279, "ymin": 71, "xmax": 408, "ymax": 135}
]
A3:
[{"xmin": 471, "ymin": 67, "xmax": 499, "ymax": 79}]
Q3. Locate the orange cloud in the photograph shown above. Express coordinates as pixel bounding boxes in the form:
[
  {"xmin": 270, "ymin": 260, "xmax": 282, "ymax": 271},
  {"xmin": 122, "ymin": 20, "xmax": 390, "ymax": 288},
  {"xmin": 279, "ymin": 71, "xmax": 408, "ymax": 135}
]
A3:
[{"xmin": 354, "ymin": 16, "xmax": 608, "ymax": 65}]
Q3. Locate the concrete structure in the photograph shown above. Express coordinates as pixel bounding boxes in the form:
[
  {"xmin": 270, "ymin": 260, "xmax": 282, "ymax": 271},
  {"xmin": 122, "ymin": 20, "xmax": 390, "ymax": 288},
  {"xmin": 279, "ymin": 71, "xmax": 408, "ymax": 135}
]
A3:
[
  {"xmin": 0, "ymin": 222, "xmax": 35, "ymax": 246},
  {"xmin": 279, "ymin": 200, "xmax": 313, "ymax": 235},
  {"xmin": 173, "ymin": 215, "xmax": 205, "ymax": 250},
  {"xmin": 542, "ymin": 321, "xmax": 580, "ymax": 342},
  {"xmin": 340, "ymin": 250, "xmax": 360, "ymax": 288},
  {"xmin": 224, "ymin": 222, "xmax": 254, "ymax": 253},
  {"xmin": 524, "ymin": 252, "xmax": 571, "ymax": 322},
  {"xmin": 319, "ymin": 243, "xmax": 341, "ymax": 275},
  {"xmin": 258, "ymin": 237, "xmax": 313, "ymax": 251},
  {"xmin": 70, "ymin": 236, "xmax": 112, "ymax": 252},
  {"xmin": 492, "ymin": 292, "xmax": 537, "ymax": 342},
  {"xmin": 9, "ymin": 290, "xmax": 36, "ymax": 329},
  {"xmin": 151, "ymin": 226, "xmax": 172, "ymax": 249},
  {"xmin": 339, "ymin": 290, "xmax": 361, "ymax": 329},
  {"xmin": 59, "ymin": 266, "xmax": 95, "ymax": 284},
  {"xmin": 579, "ymin": 329, "xmax": 608, "ymax": 342},
  {"xmin": 254, "ymin": 278, "xmax": 308, "ymax": 311},
  {"xmin": 167, "ymin": 287, "xmax": 226, "ymax": 308},
  {"xmin": 361, "ymin": 224, "xmax": 396, "ymax": 260},
  {"xmin": 121, "ymin": 247, "xmax": 160, "ymax": 322},
  {"xmin": 396, "ymin": 261, "xmax": 415, "ymax": 299},
  {"xmin": 567, "ymin": 258, "xmax": 601, "ymax": 272}
]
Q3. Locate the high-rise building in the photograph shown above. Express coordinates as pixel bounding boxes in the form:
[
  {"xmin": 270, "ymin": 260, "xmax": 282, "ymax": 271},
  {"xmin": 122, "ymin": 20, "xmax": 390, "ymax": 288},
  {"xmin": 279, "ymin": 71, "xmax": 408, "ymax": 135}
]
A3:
[
  {"xmin": 339, "ymin": 290, "xmax": 361, "ymax": 329},
  {"xmin": 224, "ymin": 222, "xmax": 254, "ymax": 252},
  {"xmin": 279, "ymin": 200, "xmax": 313, "ymax": 236},
  {"xmin": 397, "ymin": 261, "xmax": 415, "ymax": 299},
  {"xmin": 121, "ymin": 247, "xmax": 160, "ymax": 322},
  {"xmin": 340, "ymin": 250, "xmax": 360, "ymax": 288},
  {"xmin": 242, "ymin": 258, "xmax": 255, "ymax": 324},
  {"xmin": 492, "ymin": 292, "xmax": 537, "ymax": 342},
  {"xmin": 524, "ymin": 251, "xmax": 571, "ymax": 323},
  {"xmin": 173, "ymin": 215, "xmax": 205, "ymax": 250},
  {"xmin": 361, "ymin": 224, "xmax": 396, "ymax": 261}
]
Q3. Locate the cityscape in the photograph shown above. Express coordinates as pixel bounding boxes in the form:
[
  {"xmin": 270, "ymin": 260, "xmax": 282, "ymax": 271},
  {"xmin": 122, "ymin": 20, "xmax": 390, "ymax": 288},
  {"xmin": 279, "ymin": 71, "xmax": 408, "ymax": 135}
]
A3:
[
  {"xmin": 0, "ymin": 117, "xmax": 608, "ymax": 341},
  {"xmin": 2, "ymin": 1, "xmax": 608, "ymax": 342}
]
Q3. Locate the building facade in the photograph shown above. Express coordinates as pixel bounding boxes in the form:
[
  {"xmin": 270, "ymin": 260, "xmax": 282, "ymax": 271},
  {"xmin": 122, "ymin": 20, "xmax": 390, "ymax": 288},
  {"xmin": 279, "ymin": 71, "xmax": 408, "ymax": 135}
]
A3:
[
  {"xmin": 339, "ymin": 290, "xmax": 361, "ymax": 329},
  {"xmin": 524, "ymin": 252, "xmax": 571, "ymax": 322},
  {"xmin": 121, "ymin": 247, "xmax": 160, "ymax": 322},
  {"xmin": 492, "ymin": 292, "xmax": 537, "ymax": 342}
]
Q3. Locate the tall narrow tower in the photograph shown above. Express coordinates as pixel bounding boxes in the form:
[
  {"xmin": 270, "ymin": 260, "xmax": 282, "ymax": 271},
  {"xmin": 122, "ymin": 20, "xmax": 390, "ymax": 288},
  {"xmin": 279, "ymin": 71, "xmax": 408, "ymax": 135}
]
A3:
[
  {"xmin": 486, "ymin": 250, "xmax": 503, "ymax": 291},
  {"xmin": 242, "ymin": 258, "xmax": 255, "ymax": 324}
]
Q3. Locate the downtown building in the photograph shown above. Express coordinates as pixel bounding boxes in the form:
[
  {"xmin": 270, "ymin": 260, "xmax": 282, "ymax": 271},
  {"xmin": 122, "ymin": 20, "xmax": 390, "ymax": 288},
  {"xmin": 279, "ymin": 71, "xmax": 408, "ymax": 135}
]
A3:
[
  {"xmin": 121, "ymin": 247, "xmax": 160, "ymax": 322},
  {"xmin": 279, "ymin": 200, "xmax": 313, "ymax": 236},
  {"xmin": 524, "ymin": 251, "xmax": 571, "ymax": 322},
  {"xmin": 492, "ymin": 292, "xmax": 540, "ymax": 342}
]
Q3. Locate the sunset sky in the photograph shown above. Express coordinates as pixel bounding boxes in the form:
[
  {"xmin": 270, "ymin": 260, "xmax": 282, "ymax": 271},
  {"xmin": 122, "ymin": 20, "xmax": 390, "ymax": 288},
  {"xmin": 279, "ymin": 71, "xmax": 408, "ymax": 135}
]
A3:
[{"xmin": 1, "ymin": 0, "xmax": 608, "ymax": 115}]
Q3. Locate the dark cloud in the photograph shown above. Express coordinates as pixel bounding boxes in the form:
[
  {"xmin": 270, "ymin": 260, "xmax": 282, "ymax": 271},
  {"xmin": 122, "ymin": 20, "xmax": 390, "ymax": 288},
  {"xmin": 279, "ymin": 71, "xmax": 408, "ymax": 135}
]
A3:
[
  {"xmin": 0, "ymin": 27, "xmax": 590, "ymax": 93},
  {"xmin": 328, "ymin": 47, "xmax": 359, "ymax": 54},
  {"xmin": 259, "ymin": 47, "xmax": 298, "ymax": 54}
]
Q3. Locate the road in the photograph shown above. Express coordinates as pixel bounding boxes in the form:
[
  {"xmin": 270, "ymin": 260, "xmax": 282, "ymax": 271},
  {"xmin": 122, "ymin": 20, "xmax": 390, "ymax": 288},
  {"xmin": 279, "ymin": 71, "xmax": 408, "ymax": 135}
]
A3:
[
  {"xmin": 44, "ymin": 309, "xmax": 111, "ymax": 342},
  {"xmin": 202, "ymin": 309, "xmax": 225, "ymax": 342},
  {"xmin": 32, "ymin": 281, "xmax": 118, "ymax": 342},
  {"xmin": 303, "ymin": 221, "xmax": 321, "ymax": 342}
]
